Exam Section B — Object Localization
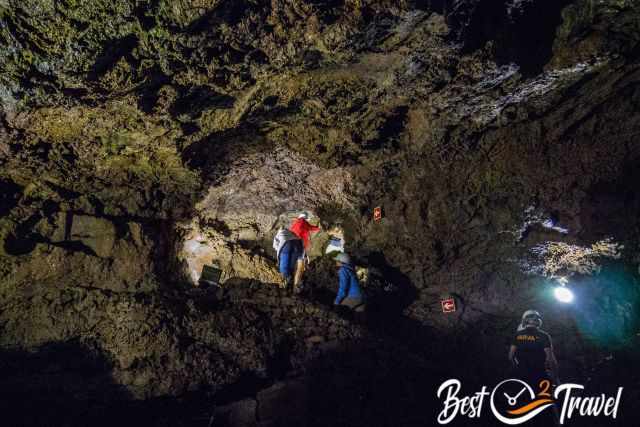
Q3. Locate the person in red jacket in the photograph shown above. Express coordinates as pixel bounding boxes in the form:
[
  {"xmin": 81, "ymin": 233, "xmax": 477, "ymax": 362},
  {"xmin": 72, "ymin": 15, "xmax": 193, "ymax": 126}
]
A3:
[{"xmin": 289, "ymin": 212, "xmax": 321, "ymax": 293}]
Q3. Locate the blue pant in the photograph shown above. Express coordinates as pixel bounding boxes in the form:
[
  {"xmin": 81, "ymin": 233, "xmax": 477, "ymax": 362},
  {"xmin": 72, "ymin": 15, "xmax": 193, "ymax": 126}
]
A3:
[{"xmin": 279, "ymin": 239, "xmax": 303, "ymax": 279}]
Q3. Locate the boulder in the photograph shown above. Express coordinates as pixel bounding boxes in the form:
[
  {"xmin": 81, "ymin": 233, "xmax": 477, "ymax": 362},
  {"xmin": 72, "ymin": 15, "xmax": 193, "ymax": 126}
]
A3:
[{"xmin": 69, "ymin": 215, "xmax": 116, "ymax": 258}]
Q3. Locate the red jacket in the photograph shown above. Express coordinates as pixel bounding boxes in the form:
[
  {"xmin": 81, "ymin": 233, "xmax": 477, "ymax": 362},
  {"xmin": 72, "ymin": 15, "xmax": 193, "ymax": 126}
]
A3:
[{"xmin": 290, "ymin": 218, "xmax": 320, "ymax": 250}]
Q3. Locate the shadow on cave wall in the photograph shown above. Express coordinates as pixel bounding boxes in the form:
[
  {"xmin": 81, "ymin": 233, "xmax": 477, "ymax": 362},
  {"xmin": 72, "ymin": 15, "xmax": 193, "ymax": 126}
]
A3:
[
  {"xmin": 0, "ymin": 179, "xmax": 23, "ymax": 217},
  {"xmin": 2, "ymin": 201, "xmax": 58, "ymax": 256},
  {"xmin": 178, "ymin": 93, "xmax": 305, "ymax": 183},
  {"xmin": 0, "ymin": 341, "xmax": 217, "ymax": 427},
  {"xmin": 578, "ymin": 161, "xmax": 640, "ymax": 246},
  {"xmin": 0, "ymin": 340, "xmax": 129, "ymax": 427},
  {"xmin": 305, "ymin": 340, "xmax": 440, "ymax": 427},
  {"xmin": 88, "ymin": 34, "xmax": 139, "ymax": 82},
  {"xmin": 303, "ymin": 250, "xmax": 418, "ymax": 325},
  {"xmin": 448, "ymin": 0, "xmax": 574, "ymax": 75}
]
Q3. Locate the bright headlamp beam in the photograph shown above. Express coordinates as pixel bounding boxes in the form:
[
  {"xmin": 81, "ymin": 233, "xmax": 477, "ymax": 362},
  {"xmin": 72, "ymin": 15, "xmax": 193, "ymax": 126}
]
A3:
[{"xmin": 554, "ymin": 286, "xmax": 574, "ymax": 303}]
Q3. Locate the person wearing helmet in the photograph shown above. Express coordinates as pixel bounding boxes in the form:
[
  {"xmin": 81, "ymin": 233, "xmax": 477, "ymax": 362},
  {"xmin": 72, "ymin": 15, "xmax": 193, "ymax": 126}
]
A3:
[
  {"xmin": 289, "ymin": 212, "xmax": 321, "ymax": 293},
  {"xmin": 272, "ymin": 227, "xmax": 303, "ymax": 290},
  {"xmin": 290, "ymin": 212, "xmax": 321, "ymax": 251},
  {"xmin": 509, "ymin": 310, "xmax": 559, "ymax": 388},
  {"xmin": 334, "ymin": 253, "xmax": 365, "ymax": 313}
]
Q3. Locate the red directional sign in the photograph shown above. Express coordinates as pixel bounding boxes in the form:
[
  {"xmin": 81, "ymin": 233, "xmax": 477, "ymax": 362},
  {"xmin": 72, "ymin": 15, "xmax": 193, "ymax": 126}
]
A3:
[
  {"xmin": 373, "ymin": 206, "xmax": 383, "ymax": 222},
  {"xmin": 442, "ymin": 298, "xmax": 456, "ymax": 313}
]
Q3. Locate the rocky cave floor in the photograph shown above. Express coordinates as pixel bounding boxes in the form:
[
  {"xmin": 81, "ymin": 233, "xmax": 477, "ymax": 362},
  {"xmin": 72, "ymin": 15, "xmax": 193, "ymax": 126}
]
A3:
[
  {"xmin": 2, "ymin": 0, "xmax": 640, "ymax": 426},
  {"xmin": 1, "ymin": 270, "xmax": 638, "ymax": 427}
]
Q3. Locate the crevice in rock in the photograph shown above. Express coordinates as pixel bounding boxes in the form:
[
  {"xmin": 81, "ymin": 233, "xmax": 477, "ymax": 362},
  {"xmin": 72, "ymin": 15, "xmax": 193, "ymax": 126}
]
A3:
[
  {"xmin": 184, "ymin": 0, "xmax": 250, "ymax": 33},
  {"xmin": 0, "ymin": 178, "xmax": 22, "ymax": 217},
  {"xmin": 170, "ymin": 85, "xmax": 236, "ymax": 120},
  {"xmin": 88, "ymin": 34, "xmax": 139, "ymax": 82},
  {"xmin": 450, "ymin": 0, "xmax": 575, "ymax": 75}
]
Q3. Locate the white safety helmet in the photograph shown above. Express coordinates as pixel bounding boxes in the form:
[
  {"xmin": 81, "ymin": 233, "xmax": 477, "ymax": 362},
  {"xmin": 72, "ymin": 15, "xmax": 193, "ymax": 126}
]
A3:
[
  {"xmin": 520, "ymin": 310, "xmax": 542, "ymax": 329},
  {"xmin": 298, "ymin": 212, "xmax": 309, "ymax": 219}
]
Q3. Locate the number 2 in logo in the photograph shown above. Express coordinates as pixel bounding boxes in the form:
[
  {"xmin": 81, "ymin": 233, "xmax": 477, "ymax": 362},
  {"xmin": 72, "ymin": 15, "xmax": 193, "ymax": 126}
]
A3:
[{"xmin": 538, "ymin": 380, "xmax": 552, "ymax": 398}]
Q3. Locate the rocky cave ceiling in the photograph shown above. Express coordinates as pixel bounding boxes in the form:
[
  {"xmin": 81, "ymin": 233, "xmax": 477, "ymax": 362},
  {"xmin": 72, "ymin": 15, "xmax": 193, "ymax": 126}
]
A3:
[{"xmin": 1, "ymin": 0, "xmax": 640, "ymax": 425}]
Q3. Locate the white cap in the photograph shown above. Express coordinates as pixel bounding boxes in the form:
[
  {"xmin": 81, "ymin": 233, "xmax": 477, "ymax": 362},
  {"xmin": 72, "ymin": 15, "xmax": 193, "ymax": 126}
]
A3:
[{"xmin": 298, "ymin": 212, "xmax": 309, "ymax": 219}]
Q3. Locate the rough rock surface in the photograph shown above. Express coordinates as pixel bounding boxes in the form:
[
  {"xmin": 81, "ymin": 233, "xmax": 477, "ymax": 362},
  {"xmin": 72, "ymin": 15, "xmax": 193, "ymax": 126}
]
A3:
[{"xmin": 1, "ymin": 0, "xmax": 640, "ymax": 425}]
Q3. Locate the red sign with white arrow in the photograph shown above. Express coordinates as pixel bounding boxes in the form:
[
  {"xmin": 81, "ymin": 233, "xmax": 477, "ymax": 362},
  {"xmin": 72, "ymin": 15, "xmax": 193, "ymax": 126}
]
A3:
[
  {"xmin": 373, "ymin": 206, "xmax": 383, "ymax": 222},
  {"xmin": 442, "ymin": 298, "xmax": 456, "ymax": 313}
]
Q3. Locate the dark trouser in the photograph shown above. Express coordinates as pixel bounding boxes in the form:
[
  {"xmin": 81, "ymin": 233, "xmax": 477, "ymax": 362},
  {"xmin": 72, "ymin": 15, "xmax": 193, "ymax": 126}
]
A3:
[{"xmin": 279, "ymin": 239, "xmax": 303, "ymax": 281}]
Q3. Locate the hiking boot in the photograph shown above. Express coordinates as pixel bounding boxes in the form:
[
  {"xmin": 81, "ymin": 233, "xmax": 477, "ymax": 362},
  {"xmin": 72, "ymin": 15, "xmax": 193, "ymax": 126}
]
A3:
[
  {"xmin": 293, "ymin": 280, "xmax": 306, "ymax": 295},
  {"xmin": 282, "ymin": 276, "xmax": 293, "ymax": 289}
]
